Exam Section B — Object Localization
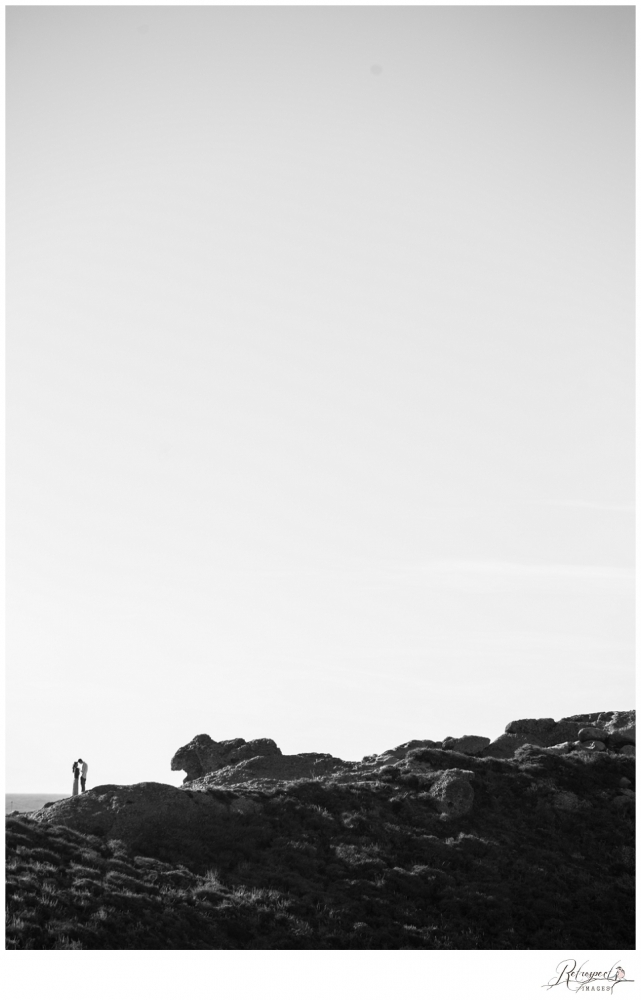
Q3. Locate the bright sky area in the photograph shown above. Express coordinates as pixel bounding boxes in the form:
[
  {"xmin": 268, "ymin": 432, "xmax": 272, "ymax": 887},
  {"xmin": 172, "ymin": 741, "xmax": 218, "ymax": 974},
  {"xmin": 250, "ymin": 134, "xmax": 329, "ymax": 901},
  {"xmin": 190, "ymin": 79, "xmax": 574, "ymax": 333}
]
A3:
[{"xmin": 7, "ymin": 6, "xmax": 634, "ymax": 792}]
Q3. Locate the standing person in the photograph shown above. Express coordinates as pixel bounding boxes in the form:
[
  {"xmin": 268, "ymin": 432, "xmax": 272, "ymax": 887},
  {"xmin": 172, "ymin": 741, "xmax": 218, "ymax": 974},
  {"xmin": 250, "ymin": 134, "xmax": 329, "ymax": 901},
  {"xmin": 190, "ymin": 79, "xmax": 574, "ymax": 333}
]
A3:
[
  {"xmin": 78, "ymin": 758, "xmax": 88, "ymax": 792},
  {"xmin": 72, "ymin": 761, "xmax": 80, "ymax": 796}
]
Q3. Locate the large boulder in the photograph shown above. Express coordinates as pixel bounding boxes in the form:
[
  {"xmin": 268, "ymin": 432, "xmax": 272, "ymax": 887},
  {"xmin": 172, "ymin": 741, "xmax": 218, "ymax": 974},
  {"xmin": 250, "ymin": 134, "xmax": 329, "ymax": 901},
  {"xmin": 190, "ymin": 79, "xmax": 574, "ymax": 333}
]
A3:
[
  {"xmin": 577, "ymin": 727, "xmax": 608, "ymax": 742},
  {"xmin": 427, "ymin": 769, "xmax": 475, "ymax": 818},
  {"xmin": 505, "ymin": 718, "xmax": 556, "ymax": 739},
  {"xmin": 170, "ymin": 735, "xmax": 281, "ymax": 783},
  {"xmin": 171, "ymin": 734, "xmax": 358, "ymax": 786},
  {"xmin": 546, "ymin": 721, "xmax": 592, "ymax": 745}
]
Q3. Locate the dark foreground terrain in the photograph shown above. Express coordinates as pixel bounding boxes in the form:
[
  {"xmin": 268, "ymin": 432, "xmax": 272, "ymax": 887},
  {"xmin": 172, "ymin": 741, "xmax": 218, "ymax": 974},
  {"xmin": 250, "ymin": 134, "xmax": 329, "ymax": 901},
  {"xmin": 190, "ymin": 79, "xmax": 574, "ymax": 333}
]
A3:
[{"xmin": 6, "ymin": 714, "xmax": 635, "ymax": 950}]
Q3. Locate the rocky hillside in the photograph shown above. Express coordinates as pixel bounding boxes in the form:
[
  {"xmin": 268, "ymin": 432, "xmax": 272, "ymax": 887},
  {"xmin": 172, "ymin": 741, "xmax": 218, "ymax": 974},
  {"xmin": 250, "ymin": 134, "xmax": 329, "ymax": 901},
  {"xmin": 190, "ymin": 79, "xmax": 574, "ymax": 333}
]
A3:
[{"xmin": 6, "ymin": 711, "xmax": 635, "ymax": 950}]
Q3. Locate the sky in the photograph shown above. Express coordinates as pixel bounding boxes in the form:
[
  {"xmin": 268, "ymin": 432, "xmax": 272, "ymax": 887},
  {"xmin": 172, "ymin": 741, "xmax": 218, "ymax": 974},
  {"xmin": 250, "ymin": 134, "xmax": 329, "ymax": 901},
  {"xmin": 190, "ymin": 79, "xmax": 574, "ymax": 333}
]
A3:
[{"xmin": 6, "ymin": 6, "xmax": 635, "ymax": 792}]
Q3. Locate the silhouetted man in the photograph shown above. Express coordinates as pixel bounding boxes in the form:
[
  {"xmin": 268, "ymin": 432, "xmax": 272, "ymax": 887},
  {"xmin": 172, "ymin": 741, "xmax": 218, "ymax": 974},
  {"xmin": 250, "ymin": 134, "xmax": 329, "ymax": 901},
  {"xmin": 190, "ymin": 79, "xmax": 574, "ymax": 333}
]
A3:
[{"xmin": 78, "ymin": 758, "xmax": 88, "ymax": 792}]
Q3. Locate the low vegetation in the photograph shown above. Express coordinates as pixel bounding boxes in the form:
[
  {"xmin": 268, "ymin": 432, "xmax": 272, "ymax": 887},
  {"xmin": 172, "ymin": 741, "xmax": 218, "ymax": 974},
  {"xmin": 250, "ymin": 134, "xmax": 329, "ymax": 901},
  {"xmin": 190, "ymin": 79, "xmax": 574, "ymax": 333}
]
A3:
[{"xmin": 6, "ymin": 749, "xmax": 635, "ymax": 949}]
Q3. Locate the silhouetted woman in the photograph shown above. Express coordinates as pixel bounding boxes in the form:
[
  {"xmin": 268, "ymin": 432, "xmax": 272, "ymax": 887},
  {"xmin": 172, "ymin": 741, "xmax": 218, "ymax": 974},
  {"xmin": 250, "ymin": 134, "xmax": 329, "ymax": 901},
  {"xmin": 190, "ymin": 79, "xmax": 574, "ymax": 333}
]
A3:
[{"xmin": 72, "ymin": 761, "xmax": 80, "ymax": 796}]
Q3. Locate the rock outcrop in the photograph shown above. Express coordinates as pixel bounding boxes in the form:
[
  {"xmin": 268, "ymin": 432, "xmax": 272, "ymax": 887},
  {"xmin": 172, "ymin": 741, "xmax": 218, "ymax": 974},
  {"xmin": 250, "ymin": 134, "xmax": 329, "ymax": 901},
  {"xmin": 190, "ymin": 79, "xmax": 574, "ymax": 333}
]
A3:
[
  {"xmin": 171, "ymin": 734, "xmax": 353, "ymax": 786},
  {"xmin": 31, "ymin": 782, "xmax": 261, "ymax": 848},
  {"xmin": 427, "ymin": 768, "xmax": 475, "ymax": 818},
  {"xmin": 169, "ymin": 712, "xmax": 635, "ymax": 790},
  {"xmin": 170, "ymin": 735, "xmax": 282, "ymax": 783},
  {"xmin": 601, "ymin": 711, "xmax": 636, "ymax": 746},
  {"xmin": 480, "ymin": 711, "xmax": 635, "ymax": 759},
  {"xmin": 10, "ymin": 722, "xmax": 635, "ymax": 952},
  {"xmin": 15, "ymin": 707, "xmax": 632, "ymax": 951},
  {"xmin": 27, "ymin": 710, "xmax": 634, "ymax": 858}
]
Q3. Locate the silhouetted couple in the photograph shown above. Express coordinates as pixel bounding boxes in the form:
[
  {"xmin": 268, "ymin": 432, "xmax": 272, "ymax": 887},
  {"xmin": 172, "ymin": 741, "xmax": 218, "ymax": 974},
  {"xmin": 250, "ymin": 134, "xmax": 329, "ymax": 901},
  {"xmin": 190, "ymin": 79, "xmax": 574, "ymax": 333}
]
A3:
[{"xmin": 72, "ymin": 758, "xmax": 88, "ymax": 795}]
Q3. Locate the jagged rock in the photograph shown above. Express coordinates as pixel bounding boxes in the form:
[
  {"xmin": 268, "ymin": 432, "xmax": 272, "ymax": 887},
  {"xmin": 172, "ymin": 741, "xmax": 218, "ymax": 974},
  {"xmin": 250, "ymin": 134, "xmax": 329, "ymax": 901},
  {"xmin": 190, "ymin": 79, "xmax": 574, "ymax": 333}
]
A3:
[
  {"xmin": 619, "ymin": 745, "xmax": 635, "ymax": 757},
  {"xmin": 171, "ymin": 716, "xmax": 634, "ymax": 781},
  {"xmin": 578, "ymin": 727, "xmax": 607, "ymax": 742},
  {"xmin": 441, "ymin": 736, "xmax": 490, "ymax": 755},
  {"xmin": 170, "ymin": 734, "xmax": 356, "ymax": 786},
  {"xmin": 170, "ymin": 735, "xmax": 282, "ymax": 782},
  {"xmin": 427, "ymin": 769, "xmax": 475, "ymax": 818},
  {"xmin": 602, "ymin": 711, "xmax": 635, "ymax": 746}
]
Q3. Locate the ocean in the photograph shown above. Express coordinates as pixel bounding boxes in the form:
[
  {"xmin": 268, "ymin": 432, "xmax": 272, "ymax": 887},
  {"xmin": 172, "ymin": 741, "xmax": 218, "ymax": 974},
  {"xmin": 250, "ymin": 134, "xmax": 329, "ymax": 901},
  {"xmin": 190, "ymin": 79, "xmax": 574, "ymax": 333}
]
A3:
[{"xmin": 6, "ymin": 793, "xmax": 68, "ymax": 814}]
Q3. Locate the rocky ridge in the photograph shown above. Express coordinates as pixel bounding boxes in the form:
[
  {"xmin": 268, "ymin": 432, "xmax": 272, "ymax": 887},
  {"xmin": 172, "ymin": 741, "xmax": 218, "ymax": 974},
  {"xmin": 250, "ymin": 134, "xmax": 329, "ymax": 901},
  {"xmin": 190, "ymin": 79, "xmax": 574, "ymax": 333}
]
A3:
[
  {"xmin": 167, "ymin": 710, "xmax": 635, "ymax": 791},
  {"xmin": 8, "ymin": 709, "xmax": 634, "ymax": 950},
  {"xmin": 28, "ymin": 710, "xmax": 635, "ymax": 839}
]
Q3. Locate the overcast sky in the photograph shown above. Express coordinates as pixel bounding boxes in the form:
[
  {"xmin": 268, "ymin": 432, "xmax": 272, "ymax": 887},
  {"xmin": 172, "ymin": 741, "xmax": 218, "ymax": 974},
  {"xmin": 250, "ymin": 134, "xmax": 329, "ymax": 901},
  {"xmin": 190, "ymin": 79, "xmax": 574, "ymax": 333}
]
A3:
[{"xmin": 7, "ymin": 6, "xmax": 634, "ymax": 792}]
